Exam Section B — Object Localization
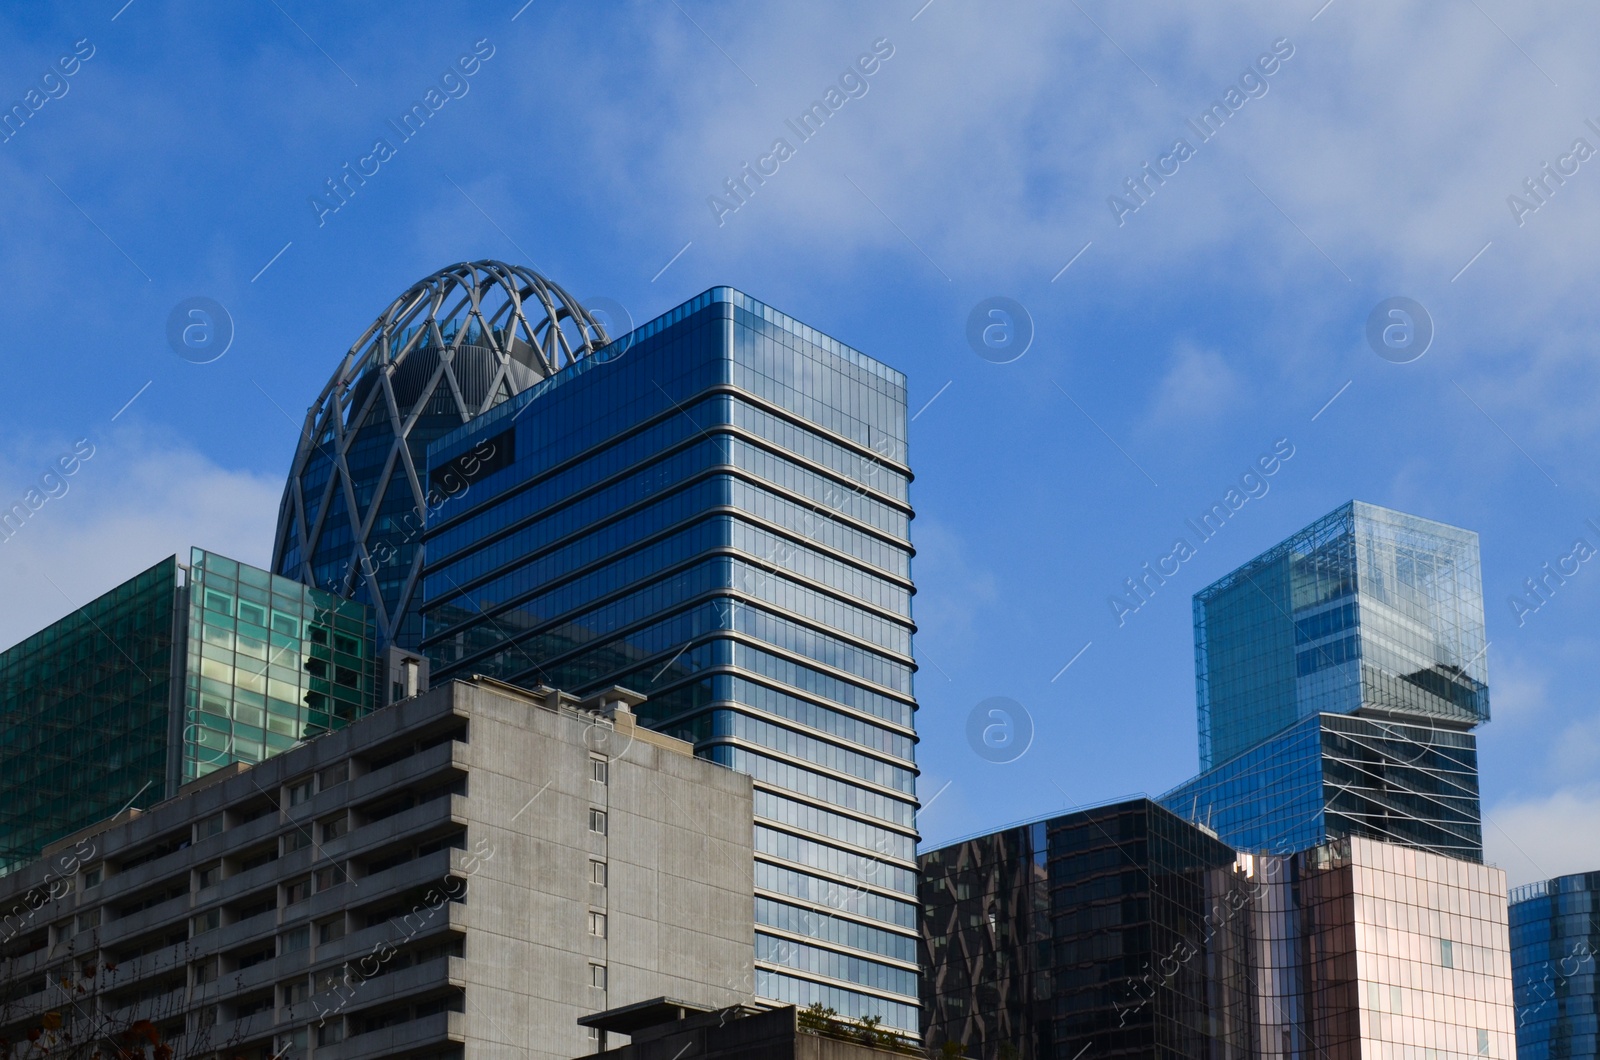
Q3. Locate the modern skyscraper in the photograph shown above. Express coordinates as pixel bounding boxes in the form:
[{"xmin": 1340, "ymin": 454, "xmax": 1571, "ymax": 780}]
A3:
[
  {"xmin": 0, "ymin": 548, "xmax": 377, "ymax": 874},
  {"xmin": 271, "ymin": 261, "xmax": 611, "ymax": 653},
  {"xmin": 418, "ymin": 287, "xmax": 921, "ymax": 1032},
  {"xmin": 1510, "ymin": 871, "xmax": 1600, "ymax": 1060},
  {"xmin": 1160, "ymin": 712, "xmax": 1483, "ymax": 861},
  {"xmin": 1163, "ymin": 501, "xmax": 1490, "ymax": 860},
  {"xmin": 918, "ymin": 798, "xmax": 1255, "ymax": 1059}
]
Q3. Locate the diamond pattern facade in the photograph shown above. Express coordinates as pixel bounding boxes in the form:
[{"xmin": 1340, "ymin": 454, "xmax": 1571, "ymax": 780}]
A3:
[{"xmin": 271, "ymin": 260, "xmax": 610, "ymax": 651}]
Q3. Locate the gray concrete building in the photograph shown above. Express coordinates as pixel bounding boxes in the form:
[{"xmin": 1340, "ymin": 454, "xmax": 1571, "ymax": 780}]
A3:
[{"xmin": 0, "ymin": 677, "xmax": 754, "ymax": 1060}]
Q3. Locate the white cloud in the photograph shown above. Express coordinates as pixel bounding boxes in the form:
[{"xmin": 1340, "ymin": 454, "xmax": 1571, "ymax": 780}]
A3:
[
  {"xmin": 1141, "ymin": 341, "xmax": 1244, "ymax": 430},
  {"xmin": 1485, "ymin": 787, "xmax": 1600, "ymax": 888},
  {"xmin": 0, "ymin": 428, "xmax": 281, "ymax": 651}
]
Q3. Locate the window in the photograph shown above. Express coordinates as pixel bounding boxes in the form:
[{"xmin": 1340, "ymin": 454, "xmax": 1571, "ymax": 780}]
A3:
[
  {"xmin": 319, "ymin": 762, "xmax": 348, "ymax": 788},
  {"xmin": 315, "ymin": 867, "xmax": 343, "ymax": 892},
  {"xmin": 588, "ymin": 809, "xmax": 607, "ymax": 835},
  {"xmin": 193, "ymin": 959, "xmax": 218, "ymax": 985},
  {"xmin": 191, "ymin": 909, "xmax": 220, "ymax": 937},
  {"xmin": 82, "ymin": 867, "xmax": 103, "ymax": 889},
  {"xmin": 196, "ymin": 863, "xmax": 222, "ymax": 890},
  {"xmin": 321, "ymin": 815, "xmax": 348, "ymax": 842},
  {"xmin": 196, "ymin": 814, "xmax": 225, "ymax": 841},
  {"xmin": 283, "ymin": 979, "xmax": 311, "ymax": 1006},
  {"xmin": 589, "ymin": 963, "xmax": 607, "ymax": 989},
  {"xmin": 285, "ymin": 878, "xmax": 312, "ymax": 905},
  {"xmin": 317, "ymin": 1022, "xmax": 343, "ymax": 1047},
  {"xmin": 1478, "ymin": 1029, "xmax": 1491, "ymax": 1055},
  {"xmin": 318, "ymin": 917, "xmax": 346, "ymax": 945},
  {"xmin": 283, "ymin": 830, "xmax": 312, "ymax": 854},
  {"xmin": 590, "ymin": 860, "xmax": 607, "ymax": 887},
  {"xmin": 590, "ymin": 756, "xmax": 608, "ymax": 784},
  {"xmin": 587, "ymin": 912, "xmax": 607, "ymax": 938},
  {"xmin": 75, "ymin": 909, "xmax": 100, "ymax": 932},
  {"xmin": 280, "ymin": 926, "xmax": 310, "ymax": 954},
  {"xmin": 288, "ymin": 778, "xmax": 314, "ymax": 806}
]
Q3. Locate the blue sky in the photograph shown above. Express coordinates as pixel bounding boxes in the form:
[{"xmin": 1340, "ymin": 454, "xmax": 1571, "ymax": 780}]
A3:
[{"xmin": 2, "ymin": 0, "xmax": 1598, "ymax": 885}]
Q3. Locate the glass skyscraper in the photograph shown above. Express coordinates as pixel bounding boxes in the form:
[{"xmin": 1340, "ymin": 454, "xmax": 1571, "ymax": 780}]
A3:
[
  {"xmin": 1161, "ymin": 712, "xmax": 1483, "ymax": 861},
  {"xmin": 418, "ymin": 288, "xmax": 920, "ymax": 1031},
  {"xmin": 1510, "ymin": 871, "xmax": 1600, "ymax": 1060},
  {"xmin": 1196, "ymin": 501, "xmax": 1487, "ymax": 769},
  {"xmin": 1163, "ymin": 501, "xmax": 1490, "ymax": 861},
  {"xmin": 0, "ymin": 548, "xmax": 377, "ymax": 873}
]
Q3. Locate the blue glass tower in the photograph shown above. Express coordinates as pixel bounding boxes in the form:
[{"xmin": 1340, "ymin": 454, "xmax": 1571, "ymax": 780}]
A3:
[
  {"xmin": 418, "ymin": 288, "xmax": 921, "ymax": 1031},
  {"xmin": 1511, "ymin": 873, "xmax": 1600, "ymax": 1060},
  {"xmin": 1163, "ymin": 501, "xmax": 1490, "ymax": 861}
]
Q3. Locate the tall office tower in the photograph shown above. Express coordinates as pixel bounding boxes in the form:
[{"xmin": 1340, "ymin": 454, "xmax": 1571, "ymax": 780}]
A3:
[
  {"xmin": 919, "ymin": 798, "xmax": 1255, "ymax": 1060},
  {"xmin": 1162, "ymin": 501, "xmax": 1490, "ymax": 860},
  {"xmin": 0, "ymin": 549, "xmax": 376, "ymax": 873},
  {"xmin": 1510, "ymin": 871, "xmax": 1600, "ymax": 1060},
  {"xmin": 271, "ymin": 261, "xmax": 610, "ymax": 652},
  {"xmin": 419, "ymin": 288, "xmax": 921, "ymax": 1032}
]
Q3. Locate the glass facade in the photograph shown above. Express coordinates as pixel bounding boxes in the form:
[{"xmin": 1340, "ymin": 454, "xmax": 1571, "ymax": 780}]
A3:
[
  {"xmin": 1196, "ymin": 502, "xmax": 1489, "ymax": 770},
  {"xmin": 919, "ymin": 799, "xmax": 1254, "ymax": 1060},
  {"xmin": 1250, "ymin": 835, "xmax": 1516, "ymax": 1060},
  {"xmin": 419, "ymin": 288, "xmax": 920, "ymax": 1031},
  {"xmin": 0, "ymin": 557, "xmax": 177, "ymax": 874},
  {"xmin": 1510, "ymin": 872, "xmax": 1600, "ymax": 1060},
  {"xmin": 1160, "ymin": 712, "xmax": 1483, "ymax": 862},
  {"xmin": 0, "ymin": 550, "xmax": 378, "ymax": 874},
  {"xmin": 183, "ymin": 548, "xmax": 376, "ymax": 783},
  {"xmin": 922, "ymin": 818, "xmax": 1515, "ymax": 1060}
]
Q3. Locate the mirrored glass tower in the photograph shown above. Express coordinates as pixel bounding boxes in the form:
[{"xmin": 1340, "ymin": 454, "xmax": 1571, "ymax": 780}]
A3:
[
  {"xmin": 419, "ymin": 288, "xmax": 921, "ymax": 1032},
  {"xmin": 1164, "ymin": 501, "xmax": 1490, "ymax": 861}
]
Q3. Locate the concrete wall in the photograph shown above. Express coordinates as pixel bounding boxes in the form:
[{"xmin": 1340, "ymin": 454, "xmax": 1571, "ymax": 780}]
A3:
[{"xmin": 0, "ymin": 678, "xmax": 754, "ymax": 1060}]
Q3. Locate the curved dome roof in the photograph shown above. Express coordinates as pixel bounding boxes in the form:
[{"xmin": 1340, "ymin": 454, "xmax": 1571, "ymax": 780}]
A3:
[{"xmin": 271, "ymin": 260, "xmax": 610, "ymax": 650}]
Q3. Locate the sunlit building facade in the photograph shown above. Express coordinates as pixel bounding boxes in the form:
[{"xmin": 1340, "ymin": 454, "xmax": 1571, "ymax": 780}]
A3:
[
  {"xmin": 418, "ymin": 288, "xmax": 921, "ymax": 1031},
  {"xmin": 1249, "ymin": 835, "xmax": 1516, "ymax": 1060}
]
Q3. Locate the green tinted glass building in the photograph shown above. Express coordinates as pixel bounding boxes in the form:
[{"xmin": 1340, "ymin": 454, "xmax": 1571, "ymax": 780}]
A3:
[
  {"xmin": 183, "ymin": 548, "xmax": 375, "ymax": 783},
  {"xmin": 0, "ymin": 549, "xmax": 376, "ymax": 873},
  {"xmin": 0, "ymin": 556, "xmax": 178, "ymax": 874}
]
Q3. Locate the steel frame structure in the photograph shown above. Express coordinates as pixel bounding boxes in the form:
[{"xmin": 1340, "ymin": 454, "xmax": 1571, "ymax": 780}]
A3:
[{"xmin": 271, "ymin": 260, "xmax": 610, "ymax": 649}]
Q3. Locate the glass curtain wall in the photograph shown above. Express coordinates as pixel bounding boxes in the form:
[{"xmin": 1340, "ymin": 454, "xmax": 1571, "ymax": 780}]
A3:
[{"xmin": 419, "ymin": 288, "xmax": 921, "ymax": 1031}]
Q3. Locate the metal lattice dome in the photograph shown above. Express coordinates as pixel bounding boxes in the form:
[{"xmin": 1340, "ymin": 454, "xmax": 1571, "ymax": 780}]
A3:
[{"xmin": 271, "ymin": 260, "xmax": 610, "ymax": 651}]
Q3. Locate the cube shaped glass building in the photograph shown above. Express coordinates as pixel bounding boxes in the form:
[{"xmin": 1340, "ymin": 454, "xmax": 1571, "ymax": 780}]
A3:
[
  {"xmin": 0, "ymin": 549, "xmax": 376, "ymax": 874},
  {"xmin": 1196, "ymin": 500, "xmax": 1488, "ymax": 770},
  {"xmin": 418, "ymin": 287, "xmax": 921, "ymax": 1032},
  {"xmin": 1164, "ymin": 502, "xmax": 1490, "ymax": 861}
]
